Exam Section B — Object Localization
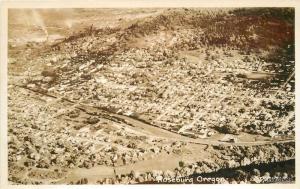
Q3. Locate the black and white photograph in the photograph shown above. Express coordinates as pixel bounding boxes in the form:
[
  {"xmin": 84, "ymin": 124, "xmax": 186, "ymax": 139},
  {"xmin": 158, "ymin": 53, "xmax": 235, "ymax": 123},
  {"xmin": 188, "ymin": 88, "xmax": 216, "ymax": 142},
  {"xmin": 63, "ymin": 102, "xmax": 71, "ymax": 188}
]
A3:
[{"xmin": 0, "ymin": 0, "xmax": 299, "ymax": 188}]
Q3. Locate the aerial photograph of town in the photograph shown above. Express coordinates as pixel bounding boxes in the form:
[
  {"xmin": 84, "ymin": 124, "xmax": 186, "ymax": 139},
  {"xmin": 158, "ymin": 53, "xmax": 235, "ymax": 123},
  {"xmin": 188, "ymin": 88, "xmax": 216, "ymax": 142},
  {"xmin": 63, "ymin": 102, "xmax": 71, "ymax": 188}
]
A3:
[{"xmin": 7, "ymin": 7, "xmax": 295, "ymax": 184}]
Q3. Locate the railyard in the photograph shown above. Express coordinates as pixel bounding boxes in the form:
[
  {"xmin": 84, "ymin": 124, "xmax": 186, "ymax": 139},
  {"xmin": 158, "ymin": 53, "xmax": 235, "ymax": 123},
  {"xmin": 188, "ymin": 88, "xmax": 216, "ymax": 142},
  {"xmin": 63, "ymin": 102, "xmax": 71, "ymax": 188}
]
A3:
[{"xmin": 8, "ymin": 8, "xmax": 295, "ymax": 184}]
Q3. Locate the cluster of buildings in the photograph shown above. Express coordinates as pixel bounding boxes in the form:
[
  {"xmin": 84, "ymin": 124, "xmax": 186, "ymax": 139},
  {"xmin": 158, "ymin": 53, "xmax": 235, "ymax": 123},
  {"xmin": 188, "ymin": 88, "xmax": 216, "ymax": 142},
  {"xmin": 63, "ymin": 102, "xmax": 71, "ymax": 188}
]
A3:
[{"xmin": 29, "ymin": 43, "xmax": 295, "ymax": 140}]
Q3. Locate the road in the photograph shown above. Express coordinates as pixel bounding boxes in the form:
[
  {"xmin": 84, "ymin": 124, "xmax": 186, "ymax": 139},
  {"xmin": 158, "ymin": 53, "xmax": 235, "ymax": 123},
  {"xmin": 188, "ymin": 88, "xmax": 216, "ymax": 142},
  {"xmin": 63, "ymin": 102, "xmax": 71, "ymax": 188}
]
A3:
[
  {"xmin": 110, "ymin": 111, "xmax": 294, "ymax": 146},
  {"xmin": 17, "ymin": 84, "xmax": 295, "ymax": 147}
]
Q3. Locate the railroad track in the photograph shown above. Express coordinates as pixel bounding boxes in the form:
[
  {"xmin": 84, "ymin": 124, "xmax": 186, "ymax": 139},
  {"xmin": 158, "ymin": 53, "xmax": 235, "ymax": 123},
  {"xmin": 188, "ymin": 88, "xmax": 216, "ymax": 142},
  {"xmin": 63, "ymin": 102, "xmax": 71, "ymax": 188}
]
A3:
[{"xmin": 14, "ymin": 84, "xmax": 295, "ymax": 147}]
